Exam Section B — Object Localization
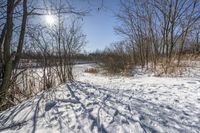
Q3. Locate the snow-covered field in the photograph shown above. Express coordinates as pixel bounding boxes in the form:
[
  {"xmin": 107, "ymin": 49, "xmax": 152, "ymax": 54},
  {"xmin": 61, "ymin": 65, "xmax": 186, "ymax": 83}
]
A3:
[{"xmin": 0, "ymin": 64, "xmax": 200, "ymax": 133}]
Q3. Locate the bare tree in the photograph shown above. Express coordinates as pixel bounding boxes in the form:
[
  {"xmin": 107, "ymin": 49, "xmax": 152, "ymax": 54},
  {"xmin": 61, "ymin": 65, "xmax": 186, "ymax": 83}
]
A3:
[
  {"xmin": 115, "ymin": 0, "xmax": 200, "ymax": 73},
  {"xmin": 28, "ymin": 26, "xmax": 56, "ymax": 90},
  {"xmin": 52, "ymin": 19, "xmax": 86, "ymax": 82}
]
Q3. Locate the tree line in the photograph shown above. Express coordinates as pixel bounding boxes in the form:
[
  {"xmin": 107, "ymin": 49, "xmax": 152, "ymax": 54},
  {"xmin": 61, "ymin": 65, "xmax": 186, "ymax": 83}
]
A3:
[{"xmin": 92, "ymin": 0, "xmax": 200, "ymax": 74}]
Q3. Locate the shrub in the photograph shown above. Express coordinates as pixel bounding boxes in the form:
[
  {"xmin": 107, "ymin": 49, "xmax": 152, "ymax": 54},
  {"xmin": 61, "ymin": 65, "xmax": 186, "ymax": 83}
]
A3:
[{"xmin": 85, "ymin": 68, "xmax": 98, "ymax": 73}]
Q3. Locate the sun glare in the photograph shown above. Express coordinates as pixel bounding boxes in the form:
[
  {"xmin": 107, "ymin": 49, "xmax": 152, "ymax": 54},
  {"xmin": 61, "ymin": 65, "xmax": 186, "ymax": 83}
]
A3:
[{"xmin": 44, "ymin": 14, "xmax": 56, "ymax": 26}]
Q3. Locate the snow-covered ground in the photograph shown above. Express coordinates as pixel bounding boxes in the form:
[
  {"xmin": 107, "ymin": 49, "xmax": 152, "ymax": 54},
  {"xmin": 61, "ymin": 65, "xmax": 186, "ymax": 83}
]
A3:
[{"xmin": 0, "ymin": 64, "xmax": 200, "ymax": 133}]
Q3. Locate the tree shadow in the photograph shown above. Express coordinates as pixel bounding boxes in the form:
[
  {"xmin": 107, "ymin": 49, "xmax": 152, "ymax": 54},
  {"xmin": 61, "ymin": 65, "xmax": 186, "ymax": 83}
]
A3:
[
  {"xmin": 0, "ymin": 81, "xmax": 199, "ymax": 133},
  {"xmin": 69, "ymin": 81, "xmax": 200, "ymax": 133}
]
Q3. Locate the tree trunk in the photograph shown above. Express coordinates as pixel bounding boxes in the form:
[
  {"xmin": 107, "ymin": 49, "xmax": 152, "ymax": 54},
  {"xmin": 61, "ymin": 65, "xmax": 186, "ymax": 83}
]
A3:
[{"xmin": 0, "ymin": 0, "xmax": 14, "ymax": 100}]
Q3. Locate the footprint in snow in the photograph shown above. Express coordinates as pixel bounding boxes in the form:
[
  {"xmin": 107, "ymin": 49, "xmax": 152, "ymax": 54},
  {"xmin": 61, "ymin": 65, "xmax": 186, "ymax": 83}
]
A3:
[
  {"xmin": 149, "ymin": 91, "xmax": 157, "ymax": 94},
  {"xmin": 174, "ymin": 99, "xmax": 179, "ymax": 103},
  {"xmin": 45, "ymin": 101, "xmax": 57, "ymax": 111},
  {"xmin": 166, "ymin": 105, "xmax": 172, "ymax": 110},
  {"xmin": 195, "ymin": 80, "xmax": 200, "ymax": 83},
  {"xmin": 182, "ymin": 111, "xmax": 190, "ymax": 116},
  {"xmin": 187, "ymin": 81, "xmax": 197, "ymax": 84}
]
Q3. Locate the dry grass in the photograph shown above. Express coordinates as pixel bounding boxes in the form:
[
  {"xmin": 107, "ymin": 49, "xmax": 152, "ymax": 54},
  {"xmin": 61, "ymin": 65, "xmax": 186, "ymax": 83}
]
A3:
[{"xmin": 85, "ymin": 68, "xmax": 99, "ymax": 74}]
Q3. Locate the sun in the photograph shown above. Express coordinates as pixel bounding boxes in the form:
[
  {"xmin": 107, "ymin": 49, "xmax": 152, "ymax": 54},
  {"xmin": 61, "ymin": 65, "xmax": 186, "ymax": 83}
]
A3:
[{"xmin": 44, "ymin": 14, "xmax": 56, "ymax": 26}]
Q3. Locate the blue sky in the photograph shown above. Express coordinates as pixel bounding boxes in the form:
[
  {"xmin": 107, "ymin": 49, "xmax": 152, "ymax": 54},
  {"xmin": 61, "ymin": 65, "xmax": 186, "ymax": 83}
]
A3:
[
  {"xmin": 36, "ymin": 0, "xmax": 121, "ymax": 52},
  {"xmin": 80, "ymin": 0, "xmax": 121, "ymax": 52}
]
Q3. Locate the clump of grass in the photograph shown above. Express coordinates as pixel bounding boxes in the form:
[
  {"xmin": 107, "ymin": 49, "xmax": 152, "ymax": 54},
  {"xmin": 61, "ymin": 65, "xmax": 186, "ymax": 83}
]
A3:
[{"xmin": 85, "ymin": 68, "xmax": 99, "ymax": 74}]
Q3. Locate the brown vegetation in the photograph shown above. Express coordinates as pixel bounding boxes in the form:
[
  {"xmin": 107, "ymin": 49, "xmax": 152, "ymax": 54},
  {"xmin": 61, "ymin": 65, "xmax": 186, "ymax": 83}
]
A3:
[{"xmin": 85, "ymin": 68, "xmax": 99, "ymax": 74}]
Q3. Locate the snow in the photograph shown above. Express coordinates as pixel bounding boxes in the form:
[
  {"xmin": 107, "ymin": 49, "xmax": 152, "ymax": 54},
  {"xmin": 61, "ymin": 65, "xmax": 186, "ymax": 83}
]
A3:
[{"xmin": 0, "ymin": 64, "xmax": 200, "ymax": 133}]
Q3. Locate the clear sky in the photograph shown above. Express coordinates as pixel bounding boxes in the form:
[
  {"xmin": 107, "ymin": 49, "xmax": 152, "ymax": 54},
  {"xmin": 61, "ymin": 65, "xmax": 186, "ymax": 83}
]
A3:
[
  {"xmin": 80, "ymin": 0, "xmax": 121, "ymax": 52},
  {"xmin": 36, "ymin": 0, "xmax": 121, "ymax": 52}
]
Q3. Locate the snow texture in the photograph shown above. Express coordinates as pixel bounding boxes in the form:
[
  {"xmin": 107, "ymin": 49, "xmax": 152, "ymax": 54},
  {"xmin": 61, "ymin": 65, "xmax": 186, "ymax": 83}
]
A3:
[{"xmin": 0, "ymin": 64, "xmax": 200, "ymax": 133}]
